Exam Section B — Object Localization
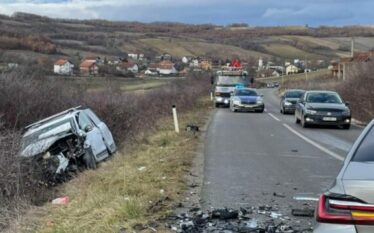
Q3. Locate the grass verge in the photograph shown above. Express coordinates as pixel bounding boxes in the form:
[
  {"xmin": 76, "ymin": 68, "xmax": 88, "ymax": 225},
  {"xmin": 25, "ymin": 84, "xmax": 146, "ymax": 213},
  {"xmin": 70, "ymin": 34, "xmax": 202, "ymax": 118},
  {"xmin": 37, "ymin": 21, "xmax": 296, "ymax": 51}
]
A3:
[{"xmin": 11, "ymin": 98, "xmax": 211, "ymax": 233}]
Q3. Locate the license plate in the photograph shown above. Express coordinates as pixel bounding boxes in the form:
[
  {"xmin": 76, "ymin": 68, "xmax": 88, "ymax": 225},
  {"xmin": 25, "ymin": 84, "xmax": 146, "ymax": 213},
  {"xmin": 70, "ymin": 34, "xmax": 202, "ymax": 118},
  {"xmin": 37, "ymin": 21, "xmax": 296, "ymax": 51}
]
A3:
[{"xmin": 323, "ymin": 117, "xmax": 337, "ymax": 121}]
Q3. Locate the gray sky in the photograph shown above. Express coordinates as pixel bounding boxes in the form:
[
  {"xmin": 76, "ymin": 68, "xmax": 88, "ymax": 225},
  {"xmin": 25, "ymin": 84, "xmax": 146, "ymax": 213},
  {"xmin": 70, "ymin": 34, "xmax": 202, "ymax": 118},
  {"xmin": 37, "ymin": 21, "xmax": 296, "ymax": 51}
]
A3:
[{"xmin": 0, "ymin": 0, "xmax": 373, "ymax": 26}]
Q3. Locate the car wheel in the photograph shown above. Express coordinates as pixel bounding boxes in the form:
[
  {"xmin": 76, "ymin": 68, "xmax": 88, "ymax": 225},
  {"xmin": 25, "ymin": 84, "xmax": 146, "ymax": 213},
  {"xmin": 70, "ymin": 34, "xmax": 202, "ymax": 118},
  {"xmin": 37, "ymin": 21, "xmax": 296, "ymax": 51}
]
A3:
[
  {"xmin": 215, "ymin": 103, "xmax": 220, "ymax": 108},
  {"xmin": 83, "ymin": 148, "xmax": 97, "ymax": 169},
  {"xmin": 342, "ymin": 124, "xmax": 351, "ymax": 130},
  {"xmin": 256, "ymin": 108, "xmax": 264, "ymax": 113},
  {"xmin": 295, "ymin": 113, "xmax": 300, "ymax": 124},
  {"xmin": 280, "ymin": 107, "xmax": 283, "ymax": 114}
]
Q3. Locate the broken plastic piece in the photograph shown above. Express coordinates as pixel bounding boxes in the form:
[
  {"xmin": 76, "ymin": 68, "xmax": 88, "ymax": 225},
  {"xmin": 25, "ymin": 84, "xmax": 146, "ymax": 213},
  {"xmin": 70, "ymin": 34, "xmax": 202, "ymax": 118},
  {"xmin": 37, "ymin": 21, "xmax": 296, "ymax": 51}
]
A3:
[{"xmin": 52, "ymin": 196, "xmax": 69, "ymax": 205}]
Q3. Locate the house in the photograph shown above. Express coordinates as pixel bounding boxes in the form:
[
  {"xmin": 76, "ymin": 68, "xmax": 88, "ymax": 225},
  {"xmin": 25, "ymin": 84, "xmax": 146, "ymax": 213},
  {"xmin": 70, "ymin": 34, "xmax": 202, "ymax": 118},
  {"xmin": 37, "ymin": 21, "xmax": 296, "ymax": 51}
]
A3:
[
  {"xmin": 157, "ymin": 60, "xmax": 177, "ymax": 75},
  {"xmin": 286, "ymin": 65, "xmax": 299, "ymax": 75},
  {"xmin": 117, "ymin": 62, "xmax": 139, "ymax": 73},
  {"xmin": 182, "ymin": 56, "xmax": 189, "ymax": 64},
  {"xmin": 272, "ymin": 70, "xmax": 281, "ymax": 77},
  {"xmin": 200, "ymin": 59, "xmax": 212, "ymax": 71},
  {"xmin": 190, "ymin": 58, "xmax": 199, "ymax": 68},
  {"xmin": 332, "ymin": 51, "xmax": 373, "ymax": 78},
  {"xmin": 54, "ymin": 59, "xmax": 74, "ymax": 75},
  {"xmin": 80, "ymin": 60, "xmax": 98, "ymax": 76}
]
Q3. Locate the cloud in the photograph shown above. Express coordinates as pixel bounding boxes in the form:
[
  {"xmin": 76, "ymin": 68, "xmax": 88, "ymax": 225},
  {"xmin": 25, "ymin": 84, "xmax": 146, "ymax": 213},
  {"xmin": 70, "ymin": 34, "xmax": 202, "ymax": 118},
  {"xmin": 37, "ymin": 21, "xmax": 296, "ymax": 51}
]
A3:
[{"xmin": 0, "ymin": 0, "xmax": 372, "ymax": 26}]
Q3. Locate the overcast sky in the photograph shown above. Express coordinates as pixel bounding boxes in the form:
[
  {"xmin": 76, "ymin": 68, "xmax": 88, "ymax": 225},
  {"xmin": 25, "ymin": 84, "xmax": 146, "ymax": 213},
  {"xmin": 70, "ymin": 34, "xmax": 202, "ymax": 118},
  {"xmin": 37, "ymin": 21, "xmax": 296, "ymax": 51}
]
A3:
[{"xmin": 0, "ymin": 0, "xmax": 373, "ymax": 26}]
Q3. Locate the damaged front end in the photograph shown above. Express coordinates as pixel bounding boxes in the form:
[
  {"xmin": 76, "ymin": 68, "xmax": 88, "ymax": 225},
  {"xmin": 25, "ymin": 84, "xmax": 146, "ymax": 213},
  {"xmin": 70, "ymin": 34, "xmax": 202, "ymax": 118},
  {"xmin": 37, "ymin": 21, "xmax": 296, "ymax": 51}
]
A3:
[{"xmin": 21, "ymin": 121, "xmax": 86, "ymax": 184}]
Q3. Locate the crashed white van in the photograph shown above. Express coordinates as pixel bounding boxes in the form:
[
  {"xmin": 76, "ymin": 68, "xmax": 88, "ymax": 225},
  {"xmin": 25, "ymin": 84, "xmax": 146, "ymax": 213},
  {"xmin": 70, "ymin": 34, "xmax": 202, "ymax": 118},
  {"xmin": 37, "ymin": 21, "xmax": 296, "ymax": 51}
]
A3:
[{"xmin": 21, "ymin": 106, "xmax": 116, "ymax": 181}]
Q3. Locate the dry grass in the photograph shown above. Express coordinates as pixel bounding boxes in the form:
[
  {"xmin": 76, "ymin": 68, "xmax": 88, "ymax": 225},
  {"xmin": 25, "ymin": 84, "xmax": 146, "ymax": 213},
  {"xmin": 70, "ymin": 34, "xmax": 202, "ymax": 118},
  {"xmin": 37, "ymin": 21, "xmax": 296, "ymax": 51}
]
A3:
[
  {"xmin": 12, "ymin": 98, "xmax": 211, "ymax": 233},
  {"xmin": 263, "ymin": 43, "xmax": 321, "ymax": 59}
]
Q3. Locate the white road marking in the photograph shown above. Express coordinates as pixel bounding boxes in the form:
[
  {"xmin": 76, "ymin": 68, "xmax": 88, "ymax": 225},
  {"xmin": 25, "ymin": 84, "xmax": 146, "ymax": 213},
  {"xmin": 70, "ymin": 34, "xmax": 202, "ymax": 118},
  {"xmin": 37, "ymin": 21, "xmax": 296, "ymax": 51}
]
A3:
[
  {"xmin": 268, "ymin": 113, "xmax": 281, "ymax": 122},
  {"xmin": 283, "ymin": 123, "xmax": 345, "ymax": 161}
]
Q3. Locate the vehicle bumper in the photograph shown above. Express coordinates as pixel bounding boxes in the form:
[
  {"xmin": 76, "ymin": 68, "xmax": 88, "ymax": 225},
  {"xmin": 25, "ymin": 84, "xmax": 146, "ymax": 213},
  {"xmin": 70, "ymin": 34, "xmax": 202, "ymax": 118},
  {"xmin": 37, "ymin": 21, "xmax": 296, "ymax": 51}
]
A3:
[
  {"xmin": 304, "ymin": 114, "xmax": 351, "ymax": 126},
  {"xmin": 233, "ymin": 103, "xmax": 264, "ymax": 111},
  {"xmin": 215, "ymin": 97, "xmax": 230, "ymax": 106},
  {"xmin": 283, "ymin": 105, "xmax": 296, "ymax": 113},
  {"xmin": 313, "ymin": 222, "xmax": 356, "ymax": 233}
]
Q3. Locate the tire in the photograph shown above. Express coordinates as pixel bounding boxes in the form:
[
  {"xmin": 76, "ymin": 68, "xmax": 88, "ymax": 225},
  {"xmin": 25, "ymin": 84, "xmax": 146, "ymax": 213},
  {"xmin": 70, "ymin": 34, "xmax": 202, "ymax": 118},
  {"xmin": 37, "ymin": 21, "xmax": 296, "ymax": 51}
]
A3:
[
  {"xmin": 280, "ymin": 107, "xmax": 283, "ymax": 114},
  {"xmin": 342, "ymin": 124, "xmax": 351, "ymax": 130},
  {"xmin": 295, "ymin": 113, "xmax": 300, "ymax": 124},
  {"xmin": 83, "ymin": 148, "xmax": 97, "ymax": 169},
  {"xmin": 215, "ymin": 103, "xmax": 220, "ymax": 108}
]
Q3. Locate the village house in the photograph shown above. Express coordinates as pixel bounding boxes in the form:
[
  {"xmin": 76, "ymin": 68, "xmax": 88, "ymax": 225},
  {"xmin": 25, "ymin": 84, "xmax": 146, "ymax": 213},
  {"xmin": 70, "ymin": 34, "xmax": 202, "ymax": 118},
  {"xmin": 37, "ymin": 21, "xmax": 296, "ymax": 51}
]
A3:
[
  {"xmin": 54, "ymin": 59, "xmax": 74, "ymax": 75},
  {"xmin": 157, "ymin": 60, "xmax": 177, "ymax": 75},
  {"xmin": 331, "ymin": 51, "xmax": 373, "ymax": 79},
  {"xmin": 182, "ymin": 56, "xmax": 189, "ymax": 64},
  {"xmin": 80, "ymin": 60, "xmax": 98, "ymax": 76},
  {"xmin": 189, "ymin": 58, "xmax": 199, "ymax": 68},
  {"xmin": 128, "ymin": 53, "xmax": 144, "ymax": 61},
  {"xmin": 286, "ymin": 64, "xmax": 299, "ymax": 75},
  {"xmin": 200, "ymin": 59, "xmax": 212, "ymax": 71},
  {"xmin": 117, "ymin": 62, "xmax": 139, "ymax": 73}
]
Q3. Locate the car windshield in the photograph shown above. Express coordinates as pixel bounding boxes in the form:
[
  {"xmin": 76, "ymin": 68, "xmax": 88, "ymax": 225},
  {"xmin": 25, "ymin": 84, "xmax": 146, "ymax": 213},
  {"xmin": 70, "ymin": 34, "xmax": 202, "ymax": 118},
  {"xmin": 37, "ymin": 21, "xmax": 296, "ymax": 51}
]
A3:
[
  {"xmin": 21, "ymin": 119, "xmax": 73, "ymax": 150},
  {"xmin": 217, "ymin": 76, "xmax": 246, "ymax": 86},
  {"xmin": 305, "ymin": 92, "xmax": 342, "ymax": 104},
  {"xmin": 235, "ymin": 89, "xmax": 257, "ymax": 96},
  {"xmin": 285, "ymin": 91, "xmax": 304, "ymax": 98}
]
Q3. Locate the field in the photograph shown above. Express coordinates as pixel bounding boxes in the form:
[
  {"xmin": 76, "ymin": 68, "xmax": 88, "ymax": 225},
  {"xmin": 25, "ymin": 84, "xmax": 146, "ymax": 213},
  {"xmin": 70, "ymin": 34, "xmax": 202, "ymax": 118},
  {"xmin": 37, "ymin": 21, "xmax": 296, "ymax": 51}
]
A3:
[{"xmin": 257, "ymin": 69, "xmax": 330, "ymax": 84}]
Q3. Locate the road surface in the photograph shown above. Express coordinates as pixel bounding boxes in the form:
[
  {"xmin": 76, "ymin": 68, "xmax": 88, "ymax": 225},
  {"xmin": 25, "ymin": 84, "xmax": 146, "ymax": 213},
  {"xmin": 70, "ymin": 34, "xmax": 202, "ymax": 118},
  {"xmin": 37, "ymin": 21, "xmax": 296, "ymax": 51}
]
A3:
[{"xmin": 201, "ymin": 88, "xmax": 363, "ymax": 214}]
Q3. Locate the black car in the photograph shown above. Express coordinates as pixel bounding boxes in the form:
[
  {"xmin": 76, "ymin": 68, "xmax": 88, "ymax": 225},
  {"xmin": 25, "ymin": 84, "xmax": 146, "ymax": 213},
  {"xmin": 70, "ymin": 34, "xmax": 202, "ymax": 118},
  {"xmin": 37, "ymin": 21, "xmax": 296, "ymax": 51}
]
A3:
[
  {"xmin": 280, "ymin": 89, "xmax": 305, "ymax": 114},
  {"xmin": 295, "ymin": 90, "xmax": 351, "ymax": 129}
]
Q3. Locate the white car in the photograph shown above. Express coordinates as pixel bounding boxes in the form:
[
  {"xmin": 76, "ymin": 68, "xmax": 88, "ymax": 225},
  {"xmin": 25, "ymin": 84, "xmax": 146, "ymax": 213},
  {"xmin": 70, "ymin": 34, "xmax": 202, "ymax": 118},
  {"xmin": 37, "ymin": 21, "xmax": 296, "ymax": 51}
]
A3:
[{"xmin": 21, "ymin": 106, "xmax": 116, "ymax": 182}]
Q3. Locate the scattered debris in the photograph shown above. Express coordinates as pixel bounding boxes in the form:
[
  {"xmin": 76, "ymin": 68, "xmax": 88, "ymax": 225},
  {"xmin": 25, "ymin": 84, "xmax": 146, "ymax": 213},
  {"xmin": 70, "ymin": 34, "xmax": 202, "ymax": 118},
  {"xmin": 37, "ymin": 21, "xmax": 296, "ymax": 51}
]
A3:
[
  {"xmin": 185, "ymin": 125, "xmax": 199, "ymax": 132},
  {"xmin": 167, "ymin": 206, "xmax": 314, "ymax": 233},
  {"xmin": 138, "ymin": 166, "xmax": 146, "ymax": 171},
  {"xmin": 293, "ymin": 195, "xmax": 319, "ymax": 202},
  {"xmin": 51, "ymin": 196, "xmax": 69, "ymax": 205},
  {"xmin": 273, "ymin": 192, "xmax": 286, "ymax": 198},
  {"xmin": 292, "ymin": 208, "xmax": 315, "ymax": 217}
]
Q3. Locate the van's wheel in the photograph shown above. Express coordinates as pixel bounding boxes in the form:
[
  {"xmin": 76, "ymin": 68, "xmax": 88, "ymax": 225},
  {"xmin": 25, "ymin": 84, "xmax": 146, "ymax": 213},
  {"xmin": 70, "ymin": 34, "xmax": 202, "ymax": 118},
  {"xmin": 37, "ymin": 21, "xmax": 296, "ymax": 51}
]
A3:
[
  {"xmin": 295, "ymin": 114, "xmax": 300, "ymax": 124},
  {"xmin": 83, "ymin": 148, "xmax": 96, "ymax": 169}
]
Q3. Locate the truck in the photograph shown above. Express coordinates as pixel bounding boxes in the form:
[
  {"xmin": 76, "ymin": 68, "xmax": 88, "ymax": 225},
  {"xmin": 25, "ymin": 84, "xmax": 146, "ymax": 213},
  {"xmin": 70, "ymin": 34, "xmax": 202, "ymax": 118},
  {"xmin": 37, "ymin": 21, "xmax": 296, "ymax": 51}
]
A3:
[{"xmin": 212, "ymin": 68, "xmax": 249, "ymax": 108}]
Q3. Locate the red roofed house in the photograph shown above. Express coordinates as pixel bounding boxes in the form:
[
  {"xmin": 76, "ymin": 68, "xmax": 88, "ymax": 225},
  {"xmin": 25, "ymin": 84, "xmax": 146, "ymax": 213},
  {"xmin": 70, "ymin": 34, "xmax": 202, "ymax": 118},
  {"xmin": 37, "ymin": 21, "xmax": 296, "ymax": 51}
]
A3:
[
  {"xmin": 157, "ymin": 60, "xmax": 177, "ymax": 75},
  {"xmin": 332, "ymin": 51, "xmax": 373, "ymax": 79},
  {"xmin": 54, "ymin": 59, "xmax": 74, "ymax": 75},
  {"xmin": 117, "ymin": 62, "xmax": 139, "ymax": 73},
  {"xmin": 80, "ymin": 60, "xmax": 99, "ymax": 76}
]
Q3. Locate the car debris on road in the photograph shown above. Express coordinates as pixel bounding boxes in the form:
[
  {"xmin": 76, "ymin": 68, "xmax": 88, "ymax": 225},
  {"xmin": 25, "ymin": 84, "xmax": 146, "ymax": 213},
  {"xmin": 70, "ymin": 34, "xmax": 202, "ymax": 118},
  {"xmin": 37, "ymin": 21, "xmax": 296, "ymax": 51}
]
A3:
[{"xmin": 167, "ymin": 206, "xmax": 314, "ymax": 233}]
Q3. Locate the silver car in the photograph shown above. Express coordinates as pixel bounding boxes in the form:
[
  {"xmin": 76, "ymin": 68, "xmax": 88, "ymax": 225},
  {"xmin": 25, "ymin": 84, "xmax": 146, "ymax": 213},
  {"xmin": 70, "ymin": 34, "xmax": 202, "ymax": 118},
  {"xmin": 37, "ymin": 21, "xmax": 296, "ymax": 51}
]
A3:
[
  {"xmin": 21, "ymin": 106, "xmax": 116, "ymax": 181},
  {"xmin": 314, "ymin": 120, "xmax": 374, "ymax": 233}
]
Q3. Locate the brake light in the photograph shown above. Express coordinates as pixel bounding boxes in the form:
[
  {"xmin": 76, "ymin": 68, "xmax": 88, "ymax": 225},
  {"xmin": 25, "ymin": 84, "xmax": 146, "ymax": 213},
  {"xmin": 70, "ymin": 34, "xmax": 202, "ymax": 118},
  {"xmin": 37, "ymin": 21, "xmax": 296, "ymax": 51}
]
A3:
[{"xmin": 317, "ymin": 194, "xmax": 374, "ymax": 225}]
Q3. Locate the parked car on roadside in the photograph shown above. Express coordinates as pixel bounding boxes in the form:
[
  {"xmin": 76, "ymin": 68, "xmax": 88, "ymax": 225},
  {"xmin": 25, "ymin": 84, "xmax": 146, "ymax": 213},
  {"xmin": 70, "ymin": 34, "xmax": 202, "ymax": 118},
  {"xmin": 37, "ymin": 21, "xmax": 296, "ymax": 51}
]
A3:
[
  {"xmin": 230, "ymin": 88, "xmax": 264, "ymax": 113},
  {"xmin": 20, "ymin": 106, "xmax": 116, "ymax": 182},
  {"xmin": 280, "ymin": 89, "xmax": 305, "ymax": 114},
  {"xmin": 295, "ymin": 90, "xmax": 351, "ymax": 129},
  {"xmin": 314, "ymin": 120, "xmax": 374, "ymax": 233}
]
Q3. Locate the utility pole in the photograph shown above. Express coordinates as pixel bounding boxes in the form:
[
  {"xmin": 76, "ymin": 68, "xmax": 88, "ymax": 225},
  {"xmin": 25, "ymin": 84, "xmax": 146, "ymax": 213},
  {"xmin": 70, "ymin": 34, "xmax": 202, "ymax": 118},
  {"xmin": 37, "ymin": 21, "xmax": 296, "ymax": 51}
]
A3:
[
  {"xmin": 305, "ymin": 56, "xmax": 308, "ymax": 82},
  {"xmin": 351, "ymin": 37, "xmax": 355, "ymax": 57}
]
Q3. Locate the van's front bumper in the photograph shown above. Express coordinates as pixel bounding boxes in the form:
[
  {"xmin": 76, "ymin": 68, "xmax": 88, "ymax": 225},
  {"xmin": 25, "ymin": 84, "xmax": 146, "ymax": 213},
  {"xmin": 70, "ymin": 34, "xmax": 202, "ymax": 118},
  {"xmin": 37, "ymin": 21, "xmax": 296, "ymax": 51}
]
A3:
[{"xmin": 215, "ymin": 97, "xmax": 230, "ymax": 106}]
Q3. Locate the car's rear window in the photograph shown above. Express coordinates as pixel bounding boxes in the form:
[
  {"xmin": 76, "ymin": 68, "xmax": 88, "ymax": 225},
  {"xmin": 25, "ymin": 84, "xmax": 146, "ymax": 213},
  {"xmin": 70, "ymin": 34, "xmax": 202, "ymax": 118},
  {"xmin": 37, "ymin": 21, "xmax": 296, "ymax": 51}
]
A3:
[{"xmin": 352, "ymin": 126, "xmax": 374, "ymax": 162}]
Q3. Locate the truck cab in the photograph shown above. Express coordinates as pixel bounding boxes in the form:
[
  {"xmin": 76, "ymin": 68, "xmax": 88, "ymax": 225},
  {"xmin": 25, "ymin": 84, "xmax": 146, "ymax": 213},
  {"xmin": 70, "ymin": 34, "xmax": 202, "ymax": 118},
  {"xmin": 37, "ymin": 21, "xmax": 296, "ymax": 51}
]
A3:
[{"xmin": 213, "ymin": 69, "xmax": 249, "ymax": 108}]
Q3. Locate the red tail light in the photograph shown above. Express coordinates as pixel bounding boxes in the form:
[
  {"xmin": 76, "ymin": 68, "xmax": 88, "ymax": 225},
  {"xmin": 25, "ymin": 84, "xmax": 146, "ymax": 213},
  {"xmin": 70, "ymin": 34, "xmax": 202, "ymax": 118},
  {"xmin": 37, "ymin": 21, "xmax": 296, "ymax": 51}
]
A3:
[{"xmin": 317, "ymin": 194, "xmax": 374, "ymax": 225}]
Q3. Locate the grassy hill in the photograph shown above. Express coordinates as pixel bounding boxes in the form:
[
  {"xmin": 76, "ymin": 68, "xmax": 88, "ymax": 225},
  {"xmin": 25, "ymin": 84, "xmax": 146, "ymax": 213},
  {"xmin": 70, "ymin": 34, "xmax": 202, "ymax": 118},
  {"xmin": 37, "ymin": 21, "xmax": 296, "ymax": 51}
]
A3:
[{"xmin": 0, "ymin": 12, "xmax": 374, "ymax": 66}]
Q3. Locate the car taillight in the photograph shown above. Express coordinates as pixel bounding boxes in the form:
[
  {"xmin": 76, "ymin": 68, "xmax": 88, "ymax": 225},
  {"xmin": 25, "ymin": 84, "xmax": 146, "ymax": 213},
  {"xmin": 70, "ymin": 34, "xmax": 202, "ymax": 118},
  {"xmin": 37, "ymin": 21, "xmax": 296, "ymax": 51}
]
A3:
[{"xmin": 317, "ymin": 194, "xmax": 374, "ymax": 225}]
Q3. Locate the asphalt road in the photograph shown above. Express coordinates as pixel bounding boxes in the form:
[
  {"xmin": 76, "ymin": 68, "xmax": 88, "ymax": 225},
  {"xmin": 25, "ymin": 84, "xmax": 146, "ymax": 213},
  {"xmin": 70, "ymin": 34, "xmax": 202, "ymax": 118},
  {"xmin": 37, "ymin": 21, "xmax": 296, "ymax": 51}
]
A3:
[{"xmin": 201, "ymin": 88, "xmax": 363, "ymax": 215}]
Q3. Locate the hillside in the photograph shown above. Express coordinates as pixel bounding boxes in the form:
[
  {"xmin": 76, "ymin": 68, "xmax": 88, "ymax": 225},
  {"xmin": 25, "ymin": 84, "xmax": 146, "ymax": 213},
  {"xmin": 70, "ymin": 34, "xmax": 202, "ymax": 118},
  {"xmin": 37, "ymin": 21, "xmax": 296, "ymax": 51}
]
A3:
[{"xmin": 0, "ymin": 12, "xmax": 374, "ymax": 66}]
